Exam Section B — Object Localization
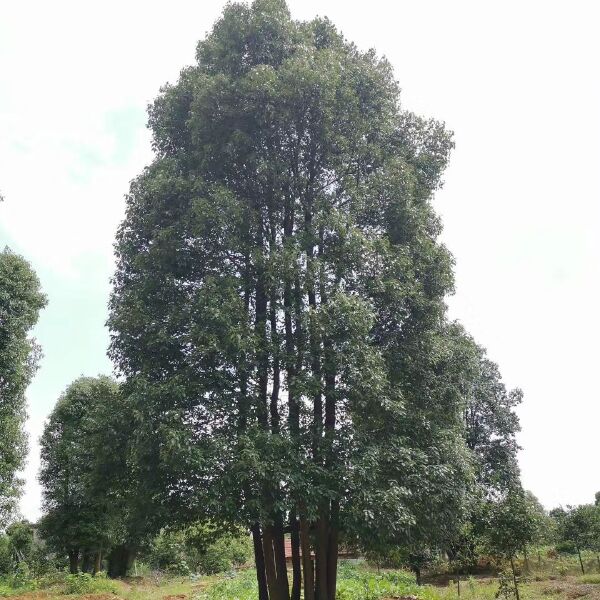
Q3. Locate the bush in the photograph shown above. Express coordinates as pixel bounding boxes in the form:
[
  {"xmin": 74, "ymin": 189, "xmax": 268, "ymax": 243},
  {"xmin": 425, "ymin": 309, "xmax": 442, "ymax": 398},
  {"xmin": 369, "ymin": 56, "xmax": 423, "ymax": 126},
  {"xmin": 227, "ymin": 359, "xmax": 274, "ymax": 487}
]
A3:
[
  {"xmin": 0, "ymin": 563, "xmax": 38, "ymax": 596},
  {"xmin": 148, "ymin": 530, "xmax": 191, "ymax": 574},
  {"xmin": 0, "ymin": 538, "xmax": 11, "ymax": 576},
  {"xmin": 556, "ymin": 541, "xmax": 577, "ymax": 555},
  {"xmin": 196, "ymin": 570, "xmax": 258, "ymax": 600},
  {"xmin": 336, "ymin": 566, "xmax": 423, "ymax": 600},
  {"xmin": 197, "ymin": 535, "xmax": 252, "ymax": 575},
  {"xmin": 64, "ymin": 571, "xmax": 118, "ymax": 594}
]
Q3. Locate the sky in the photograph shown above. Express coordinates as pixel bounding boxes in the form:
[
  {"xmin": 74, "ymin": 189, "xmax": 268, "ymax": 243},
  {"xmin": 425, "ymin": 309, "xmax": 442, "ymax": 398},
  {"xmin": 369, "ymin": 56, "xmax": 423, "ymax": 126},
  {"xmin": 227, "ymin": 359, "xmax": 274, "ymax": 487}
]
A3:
[{"xmin": 1, "ymin": 0, "xmax": 599, "ymax": 522}]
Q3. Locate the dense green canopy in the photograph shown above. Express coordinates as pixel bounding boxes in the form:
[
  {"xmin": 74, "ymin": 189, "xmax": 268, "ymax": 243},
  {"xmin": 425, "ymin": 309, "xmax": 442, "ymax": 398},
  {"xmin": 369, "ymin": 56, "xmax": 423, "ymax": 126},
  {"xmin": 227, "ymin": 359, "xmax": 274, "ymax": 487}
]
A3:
[
  {"xmin": 38, "ymin": 375, "xmax": 149, "ymax": 576},
  {"xmin": 0, "ymin": 248, "xmax": 45, "ymax": 524},
  {"xmin": 108, "ymin": 1, "xmax": 522, "ymax": 598}
]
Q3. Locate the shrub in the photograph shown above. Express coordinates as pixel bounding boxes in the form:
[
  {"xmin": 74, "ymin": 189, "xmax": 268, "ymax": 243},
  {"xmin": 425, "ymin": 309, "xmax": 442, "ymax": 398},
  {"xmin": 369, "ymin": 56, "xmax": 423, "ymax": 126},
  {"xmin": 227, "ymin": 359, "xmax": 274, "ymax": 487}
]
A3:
[
  {"xmin": 196, "ymin": 534, "xmax": 252, "ymax": 575},
  {"xmin": 195, "ymin": 569, "xmax": 256, "ymax": 600},
  {"xmin": 0, "ymin": 563, "xmax": 38, "ymax": 597},
  {"xmin": 556, "ymin": 541, "xmax": 577, "ymax": 555},
  {"xmin": 64, "ymin": 571, "xmax": 118, "ymax": 594},
  {"xmin": 148, "ymin": 530, "xmax": 193, "ymax": 575},
  {"xmin": 0, "ymin": 538, "xmax": 11, "ymax": 576}
]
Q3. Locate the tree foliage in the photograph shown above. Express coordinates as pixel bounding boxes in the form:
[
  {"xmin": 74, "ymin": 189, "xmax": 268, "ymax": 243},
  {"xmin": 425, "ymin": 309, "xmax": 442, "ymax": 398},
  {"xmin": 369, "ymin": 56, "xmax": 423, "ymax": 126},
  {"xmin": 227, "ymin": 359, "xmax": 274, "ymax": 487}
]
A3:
[
  {"xmin": 38, "ymin": 375, "xmax": 147, "ymax": 576},
  {"xmin": 107, "ymin": 1, "xmax": 483, "ymax": 598},
  {"xmin": 553, "ymin": 503, "xmax": 600, "ymax": 573},
  {"xmin": 0, "ymin": 248, "xmax": 46, "ymax": 524}
]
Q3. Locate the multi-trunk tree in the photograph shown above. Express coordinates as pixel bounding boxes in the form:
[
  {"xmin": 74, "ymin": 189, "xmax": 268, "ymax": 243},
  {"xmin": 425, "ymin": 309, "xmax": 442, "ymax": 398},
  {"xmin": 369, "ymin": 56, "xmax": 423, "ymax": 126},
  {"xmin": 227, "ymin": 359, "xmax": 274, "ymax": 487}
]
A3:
[
  {"xmin": 108, "ymin": 1, "xmax": 487, "ymax": 598},
  {"xmin": 0, "ymin": 247, "xmax": 46, "ymax": 525}
]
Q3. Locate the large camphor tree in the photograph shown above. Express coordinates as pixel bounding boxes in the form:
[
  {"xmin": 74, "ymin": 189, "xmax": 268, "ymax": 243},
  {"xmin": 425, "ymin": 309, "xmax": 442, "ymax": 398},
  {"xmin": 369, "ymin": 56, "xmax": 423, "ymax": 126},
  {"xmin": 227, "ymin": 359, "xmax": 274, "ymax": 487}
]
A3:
[
  {"xmin": 109, "ymin": 1, "xmax": 472, "ymax": 598},
  {"xmin": 0, "ymin": 247, "xmax": 46, "ymax": 525}
]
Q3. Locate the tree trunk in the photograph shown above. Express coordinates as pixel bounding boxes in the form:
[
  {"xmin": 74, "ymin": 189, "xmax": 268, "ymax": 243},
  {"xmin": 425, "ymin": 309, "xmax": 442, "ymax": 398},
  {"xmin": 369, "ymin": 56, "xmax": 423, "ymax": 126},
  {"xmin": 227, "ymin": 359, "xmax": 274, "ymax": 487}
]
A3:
[
  {"xmin": 326, "ymin": 503, "xmax": 339, "ymax": 600},
  {"xmin": 93, "ymin": 551, "xmax": 102, "ymax": 575},
  {"xmin": 68, "ymin": 549, "xmax": 79, "ymax": 575},
  {"xmin": 314, "ymin": 515, "xmax": 329, "ymax": 600},
  {"xmin": 414, "ymin": 566, "xmax": 421, "ymax": 586},
  {"xmin": 578, "ymin": 547, "xmax": 585, "ymax": 575},
  {"xmin": 596, "ymin": 554, "xmax": 600, "ymax": 573},
  {"xmin": 262, "ymin": 525, "xmax": 280, "ymax": 600},
  {"xmin": 300, "ymin": 516, "xmax": 314, "ymax": 600},
  {"xmin": 107, "ymin": 545, "xmax": 133, "ymax": 578},
  {"xmin": 255, "ymin": 218, "xmax": 269, "ymax": 429},
  {"xmin": 81, "ymin": 549, "xmax": 94, "ymax": 573},
  {"xmin": 510, "ymin": 556, "xmax": 520, "ymax": 600},
  {"xmin": 290, "ymin": 513, "xmax": 302, "ymax": 600},
  {"xmin": 273, "ymin": 516, "xmax": 290, "ymax": 600},
  {"xmin": 523, "ymin": 546, "xmax": 529, "ymax": 572},
  {"xmin": 252, "ymin": 524, "xmax": 269, "ymax": 600},
  {"xmin": 269, "ymin": 282, "xmax": 281, "ymax": 435},
  {"xmin": 457, "ymin": 570, "xmax": 460, "ymax": 597}
]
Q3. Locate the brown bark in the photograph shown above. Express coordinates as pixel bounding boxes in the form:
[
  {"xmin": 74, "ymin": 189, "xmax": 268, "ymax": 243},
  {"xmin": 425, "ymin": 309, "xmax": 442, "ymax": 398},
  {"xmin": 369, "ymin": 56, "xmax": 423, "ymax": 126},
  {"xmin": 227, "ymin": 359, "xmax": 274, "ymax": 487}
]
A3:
[
  {"xmin": 252, "ymin": 524, "xmax": 269, "ymax": 600},
  {"xmin": 268, "ymin": 212, "xmax": 281, "ymax": 434},
  {"xmin": 304, "ymin": 207, "xmax": 323, "ymax": 459},
  {"xmin": 273, "ymin": 517, "xmax": 290, "ymax": 600},
  {"xmin": 290, "ymin": 512, "xmax": 302, "ymax": 600},
  {"xmin": 93, "ymin": 551, "xmax": 102, "ymax": 576},
  {"xmin": 300, "ymin": 516, "xmax": 315, "ymax": 600},
  {"xmin": 262, "ymin": 525, "xmax": 280, "ymax": 600},
  {"xmin": 314, "ymin": 515, "xmax": 329, "ymax": 600},
  {"xmin": 326, "ymin": 503, "xmax": 339, "ymax": 600},
  {"xmin": 255, "ymin": 217, "xmax": 269, "ymax": 429}
]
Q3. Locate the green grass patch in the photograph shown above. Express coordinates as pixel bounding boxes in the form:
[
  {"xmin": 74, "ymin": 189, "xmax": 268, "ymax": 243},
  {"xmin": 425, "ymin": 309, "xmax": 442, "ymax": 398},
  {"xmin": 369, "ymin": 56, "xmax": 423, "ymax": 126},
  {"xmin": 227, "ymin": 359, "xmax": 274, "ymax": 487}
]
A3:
[
  {"xmin": 193, "ymin": 563, "xmax": 444, "ymax": 600},
  {"xmin": 63, "ymin": 571, "xmax": 120, "ymax": 594}
]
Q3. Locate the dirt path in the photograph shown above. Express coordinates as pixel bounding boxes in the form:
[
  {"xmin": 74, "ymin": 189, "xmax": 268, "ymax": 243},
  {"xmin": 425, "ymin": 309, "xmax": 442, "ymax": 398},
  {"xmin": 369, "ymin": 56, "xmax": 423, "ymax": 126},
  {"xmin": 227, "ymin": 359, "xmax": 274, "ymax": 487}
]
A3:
[{"xmin": 540, "ymin": 580, "xmax": 600, "ymax": 598}]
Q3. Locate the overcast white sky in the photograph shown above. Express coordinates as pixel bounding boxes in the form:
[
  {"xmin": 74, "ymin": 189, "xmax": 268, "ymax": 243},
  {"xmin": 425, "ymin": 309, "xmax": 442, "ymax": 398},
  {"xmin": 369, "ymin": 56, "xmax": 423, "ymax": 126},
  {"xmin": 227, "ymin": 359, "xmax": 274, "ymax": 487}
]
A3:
[{"xmin": 1, "ymin": 0, "xmax": 599, "ymax": 522}]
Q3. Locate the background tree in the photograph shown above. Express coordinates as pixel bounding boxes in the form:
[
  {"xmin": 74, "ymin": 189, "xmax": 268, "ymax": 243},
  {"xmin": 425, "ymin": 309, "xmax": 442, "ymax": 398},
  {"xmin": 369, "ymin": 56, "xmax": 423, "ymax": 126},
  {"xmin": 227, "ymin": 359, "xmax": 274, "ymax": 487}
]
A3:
[
  {"xmin": 38, "ymin": 376, "xmax": 139, "ymax": 575},
  {"xmin": 5, "ymin": 521, "xmax": 34, "ymax": 565},
  {"xmin": 556, "ymin": 504, "xmax": 599, "ymax": 574},
  {"xmin": 357, "ymin": 325, "xmax": 524, "ymax": 585},
  {"xmin": 460, "ymin": 331, "xmax": 522, "ymax": 495},
  {"xmin": 442, "ymin": 327, "xmax": 524, "ymax": 575},
  {"xmin": 0, "ymin": 248, "xmax": 46, "ymax": 525},
  {"xmin": 484, "ymin": 487, "xmax": 540, "ymax": 600}
]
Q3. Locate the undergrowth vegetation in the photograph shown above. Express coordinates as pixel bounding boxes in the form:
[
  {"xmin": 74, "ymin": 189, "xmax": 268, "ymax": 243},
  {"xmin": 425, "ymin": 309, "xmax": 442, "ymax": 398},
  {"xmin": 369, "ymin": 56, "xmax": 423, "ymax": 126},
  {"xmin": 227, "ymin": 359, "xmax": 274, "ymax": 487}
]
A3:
[{"xmin": 194, "ymin": 564, "xmax": 441, "ymax": 600}]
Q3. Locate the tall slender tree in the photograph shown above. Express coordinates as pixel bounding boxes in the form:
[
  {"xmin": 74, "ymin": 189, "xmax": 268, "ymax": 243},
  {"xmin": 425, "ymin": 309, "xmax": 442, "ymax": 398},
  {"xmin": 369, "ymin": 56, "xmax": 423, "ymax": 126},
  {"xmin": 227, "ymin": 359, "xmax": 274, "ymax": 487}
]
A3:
[
  {"xmin": 109, "ymin": 2, "xmax": 473, "ymax": 598},
  {"xmin": 0, "ymin": 247, "xmax": 46, "ymax": 525}
]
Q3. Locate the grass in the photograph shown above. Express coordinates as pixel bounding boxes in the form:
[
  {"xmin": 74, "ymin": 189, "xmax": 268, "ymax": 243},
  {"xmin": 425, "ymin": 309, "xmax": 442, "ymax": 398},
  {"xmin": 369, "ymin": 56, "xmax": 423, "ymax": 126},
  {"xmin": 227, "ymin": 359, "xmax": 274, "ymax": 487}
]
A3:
[
  {"xmin": 5, "ymin": 551, "xmax": 600, "ymax": 599},
  {"xmin": 0, "ymin": 572, "xmax": 200, "ymax": 599},
  {"xmin": 192, "ymin": 565, "xmax": 441, "ymax": 600}
]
